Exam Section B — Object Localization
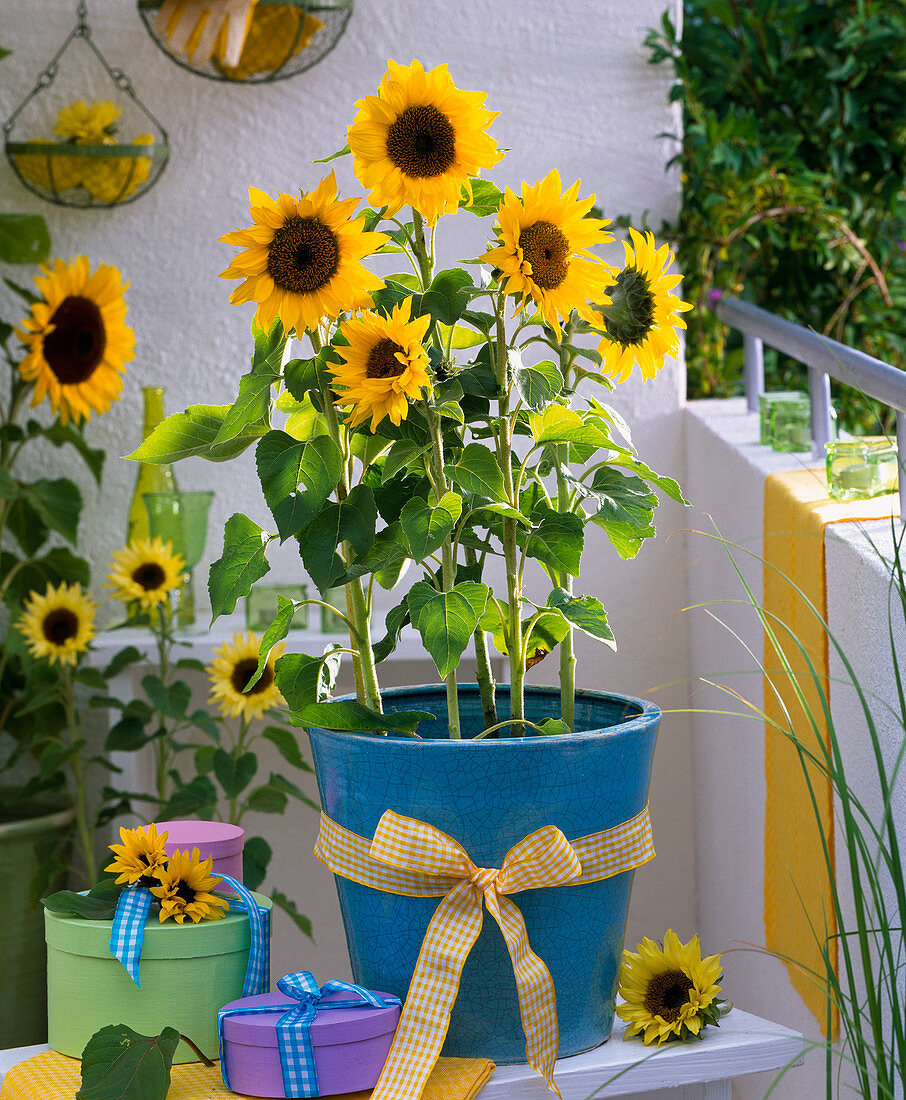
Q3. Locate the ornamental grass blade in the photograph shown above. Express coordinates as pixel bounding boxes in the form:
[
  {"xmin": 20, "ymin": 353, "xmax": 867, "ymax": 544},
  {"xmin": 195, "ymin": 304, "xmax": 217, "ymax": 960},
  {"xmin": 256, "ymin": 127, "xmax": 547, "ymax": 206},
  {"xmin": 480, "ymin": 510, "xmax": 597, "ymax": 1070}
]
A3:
[{"xmin": 77, "ymin": 1024, "xmax": 180, "ymax": 1100}]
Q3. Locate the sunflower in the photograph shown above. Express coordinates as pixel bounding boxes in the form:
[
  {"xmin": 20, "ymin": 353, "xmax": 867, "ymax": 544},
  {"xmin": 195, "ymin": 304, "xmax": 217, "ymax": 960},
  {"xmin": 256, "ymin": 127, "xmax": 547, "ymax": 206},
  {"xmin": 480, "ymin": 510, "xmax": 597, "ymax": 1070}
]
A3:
[
  {"xmin": 105, "ymin": 823, "xmax": 170, "ymax": 886},
  {"xmin": 594, "ymin": 229, "xmax": 692, "ymax": 384},
  {"xmin": 617, "ymin": 929, "xmax": 724, "ymax": 1046},
  {"xmin": 14, "ymin": 139, "xmax": 83, "ymax": 192},
  {"xmin": 16, "ymin": 582, "xmax": 96, "ymax": 668},
  {"xmin": 150, "ymin": 847, "xmax": 230, "ymax": 924},
  {"xmin": 348, "ymin": 58, "xmax": 502, "ymax": 223},
  {"xmin": 208, "ymin": 631, "xmax": 285, "ymax": 721},
  {"xmin": 107, "ymin": 536, "xmax": 185, "ymax": 611},
  {"xmin": 482, "ymin": 170, "xmax": 616, "ymax": 329},
  {"xmin": 219, "ymin": 173, "xmax": 387, "ymax": 334},
  {"xmin": 53, "ymin": 100, "xmax": 120, "ymax": 142},
  {"xmin": 80, "ymin": 135, "xmax": 155, "ymax": 205},
  {"xmin": 15, "ymin": 256, "xmax": 134, "ymax": 426},
  {"xmin": 329, "ymin": 298, "xmax": 432, "ymax": 431}
]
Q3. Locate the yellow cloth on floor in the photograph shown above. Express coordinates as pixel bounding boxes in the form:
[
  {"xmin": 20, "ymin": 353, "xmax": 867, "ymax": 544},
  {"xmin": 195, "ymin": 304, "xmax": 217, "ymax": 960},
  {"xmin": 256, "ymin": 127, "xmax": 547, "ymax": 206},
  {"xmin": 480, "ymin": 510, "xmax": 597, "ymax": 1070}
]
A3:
[
  {"xmin": 763, "ymin": 466, "xmax": 896, "ymax": 1038},
  {"xmin": 0, "ymin": 1051, "xmax": 495, "ymax": 1100}
]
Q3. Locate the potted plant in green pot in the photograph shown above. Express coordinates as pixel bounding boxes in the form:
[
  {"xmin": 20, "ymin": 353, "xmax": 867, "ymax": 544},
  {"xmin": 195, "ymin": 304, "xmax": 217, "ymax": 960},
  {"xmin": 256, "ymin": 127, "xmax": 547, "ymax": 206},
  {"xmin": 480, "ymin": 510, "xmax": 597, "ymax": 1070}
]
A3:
[{"xmin": 134, "ymin": 58, "xmax": 690, "ymax": 1096}]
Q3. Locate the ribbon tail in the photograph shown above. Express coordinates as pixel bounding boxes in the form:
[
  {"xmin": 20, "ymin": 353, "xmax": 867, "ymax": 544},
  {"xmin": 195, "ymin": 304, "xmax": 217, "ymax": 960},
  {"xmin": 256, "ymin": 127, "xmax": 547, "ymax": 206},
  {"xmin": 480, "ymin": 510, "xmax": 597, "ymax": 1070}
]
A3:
[
  {"xmin": 487, "ymin": 891, "xmax": 562, "ymax": 1099},
  {"xmin": 109, "ymin": 886, "xmax": 153, "ymax": 988},
  {"xmin": 218, "ymin": 873, "xmax": 270, "ymax": 995},
  {"xmin": 371, "ymin": 883, "xmax": 483, "ymax": 1100}
]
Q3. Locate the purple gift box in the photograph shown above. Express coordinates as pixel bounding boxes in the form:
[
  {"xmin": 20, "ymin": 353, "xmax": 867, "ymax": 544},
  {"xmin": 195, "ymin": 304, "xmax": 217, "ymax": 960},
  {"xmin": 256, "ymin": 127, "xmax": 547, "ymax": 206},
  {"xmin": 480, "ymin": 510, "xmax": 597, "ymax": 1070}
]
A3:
[
  {"xmin": 150, "ymin": 819, "xmax": 244, "ymax": 882},
  {"xmin": 219, "ymin": 987, "xmax": 401, "ymax": 1097}
]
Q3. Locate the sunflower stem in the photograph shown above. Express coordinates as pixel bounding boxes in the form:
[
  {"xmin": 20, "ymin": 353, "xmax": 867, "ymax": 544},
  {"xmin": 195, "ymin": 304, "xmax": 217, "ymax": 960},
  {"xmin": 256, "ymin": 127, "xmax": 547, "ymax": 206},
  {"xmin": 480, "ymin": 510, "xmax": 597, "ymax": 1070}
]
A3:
[
  {"xmin": 465, "ymin": 545, "xmax": 497, "ymax": 731},
  {"xmin": 61, "ymin": 665, "xmax": 96, "ymax": 886},
  {"xmin": 555, "ymin": 327, "xmax": 578, "ymax": 732}
]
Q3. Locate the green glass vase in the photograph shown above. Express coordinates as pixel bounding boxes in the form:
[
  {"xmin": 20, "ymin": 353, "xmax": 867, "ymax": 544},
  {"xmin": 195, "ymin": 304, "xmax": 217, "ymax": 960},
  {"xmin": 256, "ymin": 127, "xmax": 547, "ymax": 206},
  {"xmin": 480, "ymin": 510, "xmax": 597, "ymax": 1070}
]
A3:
[{"xmin": 143, "ymin": 490, "xmax": 214, "ymax": 628}]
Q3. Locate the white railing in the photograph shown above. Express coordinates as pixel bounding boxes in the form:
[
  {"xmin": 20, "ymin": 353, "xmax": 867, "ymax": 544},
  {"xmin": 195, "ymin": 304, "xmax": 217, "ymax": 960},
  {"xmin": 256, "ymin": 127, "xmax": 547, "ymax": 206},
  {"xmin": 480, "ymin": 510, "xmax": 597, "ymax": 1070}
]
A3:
[{"xmin": 711, "ymin": 293, "xmax": 906, "ymax": 520}]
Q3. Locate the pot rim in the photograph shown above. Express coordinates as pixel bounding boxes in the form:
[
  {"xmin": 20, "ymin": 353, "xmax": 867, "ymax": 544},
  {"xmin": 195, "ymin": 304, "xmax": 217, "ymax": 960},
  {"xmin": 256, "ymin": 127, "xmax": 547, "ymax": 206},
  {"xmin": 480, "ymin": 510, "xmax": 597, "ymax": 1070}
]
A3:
[
  {"xmin": 0, "ymin": 789, "xmax": 75, "ymax": 838},
  {"xmin": 310, "ymin": 683, "xmax": 660, "ymax": 747}
]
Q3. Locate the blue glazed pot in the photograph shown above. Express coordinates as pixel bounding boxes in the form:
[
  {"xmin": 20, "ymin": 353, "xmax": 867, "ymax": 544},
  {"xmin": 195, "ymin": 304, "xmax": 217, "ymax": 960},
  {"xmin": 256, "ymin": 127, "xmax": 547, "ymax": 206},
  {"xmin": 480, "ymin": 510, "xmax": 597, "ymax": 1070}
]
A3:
[{"xmin": 307, "ymin": 684, "xmax": 659, "ymax": 1063}]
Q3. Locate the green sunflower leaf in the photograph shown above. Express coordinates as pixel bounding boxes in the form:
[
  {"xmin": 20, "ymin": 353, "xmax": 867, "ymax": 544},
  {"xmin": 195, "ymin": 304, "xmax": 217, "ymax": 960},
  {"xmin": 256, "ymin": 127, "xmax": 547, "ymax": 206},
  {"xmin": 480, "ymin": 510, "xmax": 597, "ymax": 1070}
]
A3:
[
  {"xmin": 588, "ymin": 467, "xmax": 659, "ymax": 527},
  {"xmin": 45, "ymin": 423, "xmax": 105, "ymax": 486},
  {"xmin": 524, "ymin": 511, "xmax": 584, "ymax": 577},
  {"xmin": 19, "ymin": 477, "xmax": 82, "ymax": 546},
  {"xmin": 547, "ymin": 588, "xmax": 616, "ymax": 647},
  {"xmin": 213, "ymin": 368, "xmax": 279, "ymax": 445},
  {"xmin": 292, "ymin": 699, "xmax": 434, "ymax": 735},
  {"xmin": 213, "ymin": 749, "xmax": 257, "ymax": 798},
  {"xmin": 275, "ymin": 651, "xmax": 338, "ymax": 713},
  {"xmin": 256, "ymin": 431, "xmax": 344, "ymax": 541},
  {"xmin": 513, "ymin": 358, "xmax": 564, "ymax": 411},
  {"xmin": 245, "ymin": 594, "xmax": 295, "ymax": 691},
  {"xmin": 446, "ymin": 442, "xmax": 506, "ymax": 501},
  {"xmin": 261, "ymin": 725, "xmax": 310, "ymax": 772},
  {"xmin": 528, "ymin": 406, "xmax": 613, "ymax": 448},
  {"xmin": 297, "ymin": 485, "xmax": 376, "ymax": 592},
  {"xmin": 270, "ymin": 889, "xmax": 314, "ymax": 939},
  {"xmin": 208, "ymin": 514, "xmax": 274, "ymax": 621},
  {"xmin": 76, "ymin": 1023, "xmax": 180, "ymax": 1100},
  {"xmin": 128, "ymin": 405, "xmax": 268, "ymax": 464},
  {"xmin": 0, "ymin": 213, "xmax": 50, "ymax": 264},
  {"xmin": 422, "ymin": 268, "xmax": 473, "ymax": 325},
  {"xmin": 407, "ymin": 580, "xmax": 491, "ymax": 678},
  {"xmin": 400, "ymin": 492, "xmax": 461, "ymax": 562},
  {"xmin": 372, "ymin": 594, "xmax": 411, "ymax": 663},
  {"xmin": 313, "ymin": 143, "xmax": 350, "ymax": 164},
  {"xmin": 42, "ymin": 880, "xmax": 123, "ymax": 920},
  {"xmin": 460, "ymin": 178, "xmax": 505, "ymax": 217},
  {"xmin": 242, "ymin": 836, "xmax": 272, "ymax": 891}
]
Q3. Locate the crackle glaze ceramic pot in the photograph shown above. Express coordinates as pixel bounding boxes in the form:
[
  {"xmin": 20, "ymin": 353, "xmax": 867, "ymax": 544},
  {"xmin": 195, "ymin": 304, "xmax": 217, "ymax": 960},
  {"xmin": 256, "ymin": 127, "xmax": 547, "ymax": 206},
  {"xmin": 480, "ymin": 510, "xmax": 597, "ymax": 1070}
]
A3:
[{"xmin": 307, "ymin": 685, "xmax": 660, "ymax": 1063}]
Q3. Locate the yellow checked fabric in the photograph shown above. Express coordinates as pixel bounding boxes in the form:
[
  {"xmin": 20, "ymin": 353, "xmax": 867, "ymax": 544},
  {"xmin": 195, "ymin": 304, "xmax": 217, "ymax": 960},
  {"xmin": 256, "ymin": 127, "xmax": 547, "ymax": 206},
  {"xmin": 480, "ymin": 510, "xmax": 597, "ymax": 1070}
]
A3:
[
  {"xmin": 315, "ymin": 806, "xmax": 655, "ymax": 1100},
  {"xmin": 0, "ymin": 1051, "xmax": 494, "ymax": 1100}
]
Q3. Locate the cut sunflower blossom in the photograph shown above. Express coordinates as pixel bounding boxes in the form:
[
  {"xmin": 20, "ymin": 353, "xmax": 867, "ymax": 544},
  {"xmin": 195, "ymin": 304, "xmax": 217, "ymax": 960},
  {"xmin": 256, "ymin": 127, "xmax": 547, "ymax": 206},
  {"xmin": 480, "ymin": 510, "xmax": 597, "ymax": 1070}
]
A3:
[
  {"xmin": 16, "ymin": 581, "xmax": 96, "ymax": 667},
  {"xmin": 149, "ymin": 846, "xmax": 230, "ymax": 924},
  {"xmin": 617, "ymin": 929, "xmax": 726, "ymax": 1045},
  {"xmin": 348, "ymin": 57, "xmax": 503, "ymax": 223},
  {"xmin": 209, "ymin": 630, "xmax": 286, "ymax": 721},
  {"xmin": 106, "ymin": 535, "xmax": 185, "ymax": 610},
  {"xmin": 105, "ymin": 824, "xmax": 170, "ymax": 886},
  {"xmin": 15, "ymin": 256, "xmax": 134, "ymax": 425},
  {"xmin": 594, "ymin": 228, "xmax": 693, "ymax": 383},
  {"xmin": 219, "ymin": 172, "xmax": 387, "ymax": 334}
]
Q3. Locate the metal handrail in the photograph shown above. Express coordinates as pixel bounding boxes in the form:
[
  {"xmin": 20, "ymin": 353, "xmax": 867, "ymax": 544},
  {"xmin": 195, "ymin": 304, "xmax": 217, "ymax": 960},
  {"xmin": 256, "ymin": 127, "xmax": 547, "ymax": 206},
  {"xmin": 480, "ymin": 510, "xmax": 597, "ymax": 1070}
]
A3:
[{"xmin": 711, "ymin": 294, "xmax": 906, "ymax": 521}]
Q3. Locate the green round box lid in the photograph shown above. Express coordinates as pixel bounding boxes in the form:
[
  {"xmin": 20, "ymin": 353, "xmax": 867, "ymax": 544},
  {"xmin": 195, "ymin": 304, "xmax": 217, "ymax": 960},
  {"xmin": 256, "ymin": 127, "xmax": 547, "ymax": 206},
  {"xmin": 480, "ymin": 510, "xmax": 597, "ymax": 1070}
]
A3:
[{"xmin": 45, "ymin": 891, "xmax": 272, "ymax": 960}]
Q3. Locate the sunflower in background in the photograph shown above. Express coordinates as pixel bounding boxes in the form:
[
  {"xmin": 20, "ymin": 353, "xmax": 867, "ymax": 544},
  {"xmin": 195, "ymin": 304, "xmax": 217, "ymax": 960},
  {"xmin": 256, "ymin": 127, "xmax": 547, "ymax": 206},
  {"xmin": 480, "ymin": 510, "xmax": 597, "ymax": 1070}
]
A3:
[
  {"xmin": 595, "ymin": 229, "xmax": 692, "ymax": 383},
  {"xmin": 107, "ymin": 536, "xmax": 185, "ymax": 612},
  {"xmin": 348, "ymin": 58, "xmax": 502, "ymax": 224},
  {"xmin": 16, "ymin": 582, "xmax": 96, "ymax": 667},
  {"xmin": 150, "ymin": 847, "xmax": 230, "ymax": 924},
  {"xmin": 329, "ymin": 298, "xmax": 432, "ymax": 430},
  {"xmin": 16, "ymin": 256, "xmax": 134, "ymax": 425},
  {"xmin": 482, "ymin": 170, "xmax": 617, "ymax": 329},
  {"xmin": 208, "ymin": 630, "xmax": 285, "ymax": 721},
  {"xmin": 219, "ymin": 174, "xmax": 387, "ymax": 334},
  {"xmin": 617, "ymin": 929, "xmax": 725, "ymax": 1045},
  {"xmin": 54, "ymin": 100, "xmax": 121, "ymax": 142},
  {"xmin": 105, "ymin": 824, "xmax": 170, "ymax": 886}
]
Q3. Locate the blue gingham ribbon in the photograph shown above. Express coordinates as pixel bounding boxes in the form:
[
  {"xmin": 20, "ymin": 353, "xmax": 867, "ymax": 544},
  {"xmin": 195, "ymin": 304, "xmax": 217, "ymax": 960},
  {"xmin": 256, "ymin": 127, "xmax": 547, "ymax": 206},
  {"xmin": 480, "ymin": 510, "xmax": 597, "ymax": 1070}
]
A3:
[
  {"xmin": 108, "ymin": 873, "xmax": 269, "ymax": 994},
  {"xmin": 218, "ymin": 971, "xmax": 401, "ymax": 1097},
  {"xmin": 109, "ymin": 885, "xmax": 153, "ymax": 986}
]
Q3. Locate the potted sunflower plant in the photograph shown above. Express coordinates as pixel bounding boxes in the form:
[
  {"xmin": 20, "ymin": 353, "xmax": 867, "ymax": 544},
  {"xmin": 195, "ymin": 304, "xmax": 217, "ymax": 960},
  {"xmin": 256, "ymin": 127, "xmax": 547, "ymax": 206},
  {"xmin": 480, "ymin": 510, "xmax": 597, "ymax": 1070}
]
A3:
[
  {"xmin": 0, "ymin": 221, "xmax": 135, "ymax": 1041},
  {"xmin": 134, "ymin": 58, "xmax": 690, "ymax": 1095}
]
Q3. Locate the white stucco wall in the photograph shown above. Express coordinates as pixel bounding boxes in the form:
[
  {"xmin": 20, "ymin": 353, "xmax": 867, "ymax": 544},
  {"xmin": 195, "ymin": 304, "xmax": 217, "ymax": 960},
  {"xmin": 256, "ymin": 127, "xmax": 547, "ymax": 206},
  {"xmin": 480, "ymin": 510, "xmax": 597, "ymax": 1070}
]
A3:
[{"xmin": 2, "ymin": 0, "xmax": 695, "ymax": 1019}]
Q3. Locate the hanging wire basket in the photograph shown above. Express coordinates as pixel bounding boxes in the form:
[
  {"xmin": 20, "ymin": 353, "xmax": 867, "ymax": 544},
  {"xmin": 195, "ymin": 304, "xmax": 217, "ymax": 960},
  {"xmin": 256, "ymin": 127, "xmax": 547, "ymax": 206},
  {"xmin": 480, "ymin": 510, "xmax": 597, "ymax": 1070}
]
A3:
[
  {"xmin": 4, "ymin": 3, "xmax": 169, "ymax": 208},
  {"xmin": 137, "ymin": 0, "xmax": 353, "ymax": 83}
]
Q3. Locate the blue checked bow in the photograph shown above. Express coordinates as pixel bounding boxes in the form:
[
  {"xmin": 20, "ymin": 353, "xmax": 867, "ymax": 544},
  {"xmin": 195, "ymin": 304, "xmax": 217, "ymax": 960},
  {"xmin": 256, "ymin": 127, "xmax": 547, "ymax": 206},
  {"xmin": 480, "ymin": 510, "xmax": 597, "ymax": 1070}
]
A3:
[
  {"xmin": 218, "ymin": 971, "xmax": 401, "ymax": 1098},
  {"xmin": 109, "ymin": 872, "xmax": 269, "ymax": 994}
]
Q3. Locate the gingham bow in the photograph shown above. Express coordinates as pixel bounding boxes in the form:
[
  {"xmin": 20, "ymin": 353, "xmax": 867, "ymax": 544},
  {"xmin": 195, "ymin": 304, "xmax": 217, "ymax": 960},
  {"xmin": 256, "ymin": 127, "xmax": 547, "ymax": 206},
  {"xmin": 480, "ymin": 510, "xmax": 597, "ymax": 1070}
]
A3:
[
  {"xmin": 315, "ymin": 805, "xmax": 655, "ymax": 1100},
  {"xmin": 218, "ymin": 971, "xmax": 400, "ymax": 1098}
]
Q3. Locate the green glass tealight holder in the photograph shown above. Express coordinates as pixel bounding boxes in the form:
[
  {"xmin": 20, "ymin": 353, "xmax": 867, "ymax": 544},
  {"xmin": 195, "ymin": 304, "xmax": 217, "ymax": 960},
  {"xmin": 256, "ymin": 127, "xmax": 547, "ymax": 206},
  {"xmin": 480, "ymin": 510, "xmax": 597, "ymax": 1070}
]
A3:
[
  {"xmin": 769, "ymin": 394, "xmax": 812, "ymax": 452},
  {"xmin": 321, "ymin": 587, "xmax": 347, "ymax": 633},
  {"xmin": 758, "ymin": 391, "xmax": 806, "ymax": 446},
  {"xmin": 144, "ymin": 490, "xmax": 214, "ymax": 628},
  {"xmin": 826, "ymin": 438, "xmax": 899, "ymax": 502},
  {"xmin": 246, "ymin": 584, "xmax": 309, "ymax": 632}
]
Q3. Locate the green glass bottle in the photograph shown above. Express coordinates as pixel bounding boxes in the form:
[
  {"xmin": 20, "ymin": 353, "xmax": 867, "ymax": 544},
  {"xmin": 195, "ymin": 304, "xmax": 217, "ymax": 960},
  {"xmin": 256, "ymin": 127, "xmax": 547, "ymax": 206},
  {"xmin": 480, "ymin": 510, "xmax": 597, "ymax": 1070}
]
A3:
[{"xmin": 126, "ymin": 386, "xmax": 177, "ymax": 545}]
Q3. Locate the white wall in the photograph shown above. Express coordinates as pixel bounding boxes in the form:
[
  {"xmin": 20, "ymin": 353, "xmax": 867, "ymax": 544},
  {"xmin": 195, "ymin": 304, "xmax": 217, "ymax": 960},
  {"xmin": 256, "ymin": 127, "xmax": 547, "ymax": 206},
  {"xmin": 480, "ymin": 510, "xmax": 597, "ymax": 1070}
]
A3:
[{"xmin": 2, "ymin": 0, "xmax": 695, "ymax": 1015}]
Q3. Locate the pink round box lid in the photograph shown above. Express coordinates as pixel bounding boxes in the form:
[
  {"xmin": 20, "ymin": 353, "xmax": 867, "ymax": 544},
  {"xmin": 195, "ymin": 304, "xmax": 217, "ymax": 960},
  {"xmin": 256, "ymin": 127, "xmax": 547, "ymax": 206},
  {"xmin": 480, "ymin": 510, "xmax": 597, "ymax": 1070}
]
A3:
[
  {"xmin": 221, "ymin": 989, "xmax": 400, "ymax": 1049},
  {"xmin": 150, "ymin": 820, "xmax": 244, "ymax": 859}
]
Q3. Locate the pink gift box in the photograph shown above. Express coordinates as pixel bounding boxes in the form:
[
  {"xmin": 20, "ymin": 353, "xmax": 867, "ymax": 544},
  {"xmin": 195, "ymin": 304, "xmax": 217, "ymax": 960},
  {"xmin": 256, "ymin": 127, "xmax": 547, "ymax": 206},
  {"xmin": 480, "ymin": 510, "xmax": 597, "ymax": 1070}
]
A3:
[
  {"xmin": 219, "ymin": 988, "xmax": 400, "ymax": 1097},
  {"xmin": 149, "ymin": 820, "xmax": 244, "ymax": 883}
]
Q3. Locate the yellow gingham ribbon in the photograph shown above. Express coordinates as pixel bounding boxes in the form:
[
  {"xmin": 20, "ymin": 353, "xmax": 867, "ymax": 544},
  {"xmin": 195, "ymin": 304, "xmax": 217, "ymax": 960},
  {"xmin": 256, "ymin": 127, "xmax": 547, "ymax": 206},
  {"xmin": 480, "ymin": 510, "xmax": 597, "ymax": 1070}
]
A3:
[{"xmin": 314, "ymin": 804, "xmax": 655, "ymax": 1100}]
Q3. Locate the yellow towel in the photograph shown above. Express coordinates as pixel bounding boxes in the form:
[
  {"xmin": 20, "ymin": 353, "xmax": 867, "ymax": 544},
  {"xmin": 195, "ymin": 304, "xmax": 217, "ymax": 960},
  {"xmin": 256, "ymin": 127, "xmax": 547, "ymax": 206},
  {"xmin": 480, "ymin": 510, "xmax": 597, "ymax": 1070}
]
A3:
[
  {"xmin": 0, "ymin": 1050, "xmax": 495, "ymax": 1100},
  {"xmin": 763, "ymin": 466, "xmax": 896, "ymax": 1037}
]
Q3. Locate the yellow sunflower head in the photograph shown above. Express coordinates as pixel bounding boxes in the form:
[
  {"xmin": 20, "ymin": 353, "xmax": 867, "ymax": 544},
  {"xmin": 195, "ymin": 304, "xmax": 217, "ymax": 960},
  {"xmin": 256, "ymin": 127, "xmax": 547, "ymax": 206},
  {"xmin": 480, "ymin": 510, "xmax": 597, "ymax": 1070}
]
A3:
[
  {"xmin": 15, "ymin": 256, "xmax": 134, "ymax": 426},
  {"xmin": 594, "ymin": 229, "xmax": 692, "ymax": 383},
  {"xmin": 219, "ymin": 173, "xmax": 388, "ymax": 334},
  {"xmin": 104, "ymin": 823, "xmax": 170, "ymax": 886},
  {"xmin": 106, "ymin": 536, "xmax": 185, "ymax": 611},
  {"xmin": 16, "ymin": 582, "xmax": 96, "ymax": 667},
  {"xmin": 54, "ymin": 100, "xmax": 121, "ymax": 142},
  {"xmin": 149, "ymin": 847, "xmax": 230, "ymax": 924},
  {"xmin": 482, "ymin": 170, "xmax": 617, "ymax": 329},
  {"xmin": 616, "ymin": 929, "xmax": 724, "ymax": 1046},
  {"xmin": 208, "ymin": 630, "xmax": 286, "ymax": 720},
  {"xmin": 329, "ymin": 297, "xmax": 432, "ymax": 431},
  {"xmin": 348, "ymin": 58, "xmax": 503, "ymax": 223}
]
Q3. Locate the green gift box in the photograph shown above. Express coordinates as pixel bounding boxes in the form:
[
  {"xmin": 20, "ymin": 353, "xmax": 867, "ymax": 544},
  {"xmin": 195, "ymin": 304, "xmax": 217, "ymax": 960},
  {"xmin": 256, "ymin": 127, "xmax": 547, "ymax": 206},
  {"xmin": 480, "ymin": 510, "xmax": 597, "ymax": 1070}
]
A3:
[{"xmin": 45, "ymin": 892, "xmax": 272, "ymax": 1063}]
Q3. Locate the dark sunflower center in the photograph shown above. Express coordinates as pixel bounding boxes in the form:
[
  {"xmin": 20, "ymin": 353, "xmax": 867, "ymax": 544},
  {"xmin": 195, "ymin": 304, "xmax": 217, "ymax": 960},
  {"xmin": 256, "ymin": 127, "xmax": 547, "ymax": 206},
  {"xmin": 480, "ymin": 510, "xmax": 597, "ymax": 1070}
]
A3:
[
  {"xmin": 366, "ymin": 338, "xmax": 406, "ymax": 379},
  {"xmin": 644, "ymin": 969, "xmax": 694, "ymax": 1023},
  {"xmin": 174, "ymin": 880, "xmax": 196, "ymax": 904},
  {"xmin": 518, "ymin": 221, "xmax": 571, "ymax": 290},
  {"xmin": 386, "ymin": 105, "xmax": 456, "ymax": 179},
  {"xmin": 132, "ymin": 562, "xmax": 167, "ymax": 591},
  {"xmin": 266, "ymin": 216, "xmax": 339, "ymax": 294},
  {"xmin": 602, "ymin": 266, "xmax": 656, "ymax": 346},
  {"xmin": 42, "ymin": 608, "xmax": 79, "ymax": 645},
  {"xmin": 231, "ymin": 657, "xmax": 274, "ymax": 696},
  {"xmin": 42, "ymin": 295, "xmax": 106, "ymax": 385}
]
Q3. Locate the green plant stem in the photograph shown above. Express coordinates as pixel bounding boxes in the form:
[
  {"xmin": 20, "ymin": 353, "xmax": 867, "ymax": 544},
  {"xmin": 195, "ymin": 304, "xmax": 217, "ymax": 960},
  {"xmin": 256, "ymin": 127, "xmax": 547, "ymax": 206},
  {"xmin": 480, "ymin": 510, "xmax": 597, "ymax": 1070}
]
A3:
[
  {"xmin": 61, "ymin": 665, "xmax": 96, "ymax": 885},
  {"xmin": 310, "ymin": 330, "xmax": 382, "ymax": 713},
  {"xmin": 465, "ymin": 545, "xmax": 497, "ymax": 730},
  {"xmin": 555, "ymin": 455, "xmax": 576, "ymax": 732},
  {"xmin": 154, "ymin": 601, "xmax": 174, "ymax": 803},
  {"xmin": 229, "ymin": 716, "xmax": 250, "ymax": 824}
]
